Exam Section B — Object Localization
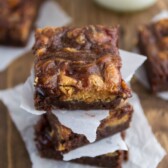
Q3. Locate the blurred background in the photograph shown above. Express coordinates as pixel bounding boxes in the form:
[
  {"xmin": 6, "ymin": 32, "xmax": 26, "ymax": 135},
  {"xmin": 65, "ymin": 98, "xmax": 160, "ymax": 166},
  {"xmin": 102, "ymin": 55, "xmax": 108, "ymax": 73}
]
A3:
[{"xmin": 0, "ymin": 0, "xmax": 168, "ymax": 168}]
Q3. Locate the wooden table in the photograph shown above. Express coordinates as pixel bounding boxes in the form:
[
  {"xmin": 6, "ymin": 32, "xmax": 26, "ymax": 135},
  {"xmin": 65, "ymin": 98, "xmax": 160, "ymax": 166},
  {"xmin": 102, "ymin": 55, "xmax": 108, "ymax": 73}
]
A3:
[{"xmin": 0, "ymin": 0, "xmax": 168, "ymax": 167}]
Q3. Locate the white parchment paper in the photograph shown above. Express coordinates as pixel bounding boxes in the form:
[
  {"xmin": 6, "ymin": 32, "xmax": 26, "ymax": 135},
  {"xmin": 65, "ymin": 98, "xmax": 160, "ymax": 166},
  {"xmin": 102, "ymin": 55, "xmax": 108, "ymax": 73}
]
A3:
[
  {"xmin": 52, "ymin": 110, "xmax": 109, "ymax": 143},
  {"xmin": 63, "ymin": 133, "xmax": 127, "ymax": 161},
  {"xmin": 0, "ymin": 85, "xmax": 166, "ymax": 168},
  {"xmin": 124, "ymin": 93, "xmax": 166, "ymax": 168},
  {"xmin": 20, "ymin": 75, "xmax": 110, "ymax": 143},
  {"xmin": 0, "ymin": 0, "xmax": 71, "ymax": 71},
  {"xmin": 0, "ymin": 85, "xmax": 127, "ymax": 161},
  {"xmin": 20, "ymin": 50, "xmax": 146, "ymax": 115},
  {"xmin": 20, "ymin": 50, "xmax": 146, "ymax": 142},
  {"xmin": 119, "ymin": 50, "xmax": 146, "ymax": 82},
  {"xmin": 135, "ymin": 11, "xmax": 168, "ymax": 100}
]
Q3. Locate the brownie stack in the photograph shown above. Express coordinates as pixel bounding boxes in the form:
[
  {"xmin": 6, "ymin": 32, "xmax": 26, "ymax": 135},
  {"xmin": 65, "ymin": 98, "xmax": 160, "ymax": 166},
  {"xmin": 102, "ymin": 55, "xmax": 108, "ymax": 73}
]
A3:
[{"xmin": 33, "ymin": 25, "xmax": 133, "ymax": 167}]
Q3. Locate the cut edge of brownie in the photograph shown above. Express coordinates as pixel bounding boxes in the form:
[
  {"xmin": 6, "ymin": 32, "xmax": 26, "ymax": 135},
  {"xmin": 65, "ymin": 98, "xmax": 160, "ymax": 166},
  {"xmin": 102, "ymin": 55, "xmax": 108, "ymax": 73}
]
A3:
[{"xmin": 34, "ymin": 94, "xmax": 125, "ymax": 111}]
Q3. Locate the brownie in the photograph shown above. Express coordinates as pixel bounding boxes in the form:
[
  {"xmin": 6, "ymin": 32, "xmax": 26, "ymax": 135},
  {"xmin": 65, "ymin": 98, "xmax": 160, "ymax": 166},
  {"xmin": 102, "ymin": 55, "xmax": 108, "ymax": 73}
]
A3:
[
  {"xmin": 0, "ymin": 0, "xmax": 41, "ymax": 46},
  {"xmin": 34, "ymin": 114, "xmax": 128, "ymax": 168},
  {"xmin": 33, "ymin": 25, "xmax": 131, "ymax": 110},
  {"xmin": 138, "ymin": 19, "xmax": 168, "ymax": 92},
  {"xmin": 73, "ymin": 151, "xmax": 125, "ymax": 168},
  {"xmin": 35, "ymin": 103, "xmax": 133, "ymax": 153}
]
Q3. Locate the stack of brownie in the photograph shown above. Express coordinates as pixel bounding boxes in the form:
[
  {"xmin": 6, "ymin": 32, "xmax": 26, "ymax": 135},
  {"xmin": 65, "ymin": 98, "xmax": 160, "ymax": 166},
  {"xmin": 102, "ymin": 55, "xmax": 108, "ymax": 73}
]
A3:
[
  {"xmin": 32, "ymin": 25, "xmax": 133, "ymax": 167},
  {"xmin": 138, "ymin": 19, "xmax": 168, "ymax": 92}
]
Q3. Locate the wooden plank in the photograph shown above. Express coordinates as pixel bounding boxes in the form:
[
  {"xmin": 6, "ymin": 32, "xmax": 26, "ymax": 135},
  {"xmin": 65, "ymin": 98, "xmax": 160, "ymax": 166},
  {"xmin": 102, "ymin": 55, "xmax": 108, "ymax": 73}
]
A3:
[
  {"xmin": 0, "ymin": 64, "xmax": 9, "ymax": 168},
  {"xmin": 6, "ymin": 52, "xmax": 34, "ymax": 168},
  {"xmin": 0, "ymin": 102, "xmax": 8, "ymax": 168},
  {"xmin": 0, "ymin": 0, "xmax": 167, "ymax": 167},
  {"xmin": 0, "ymin": 52, "xmax": 34, "ymax": 168}
]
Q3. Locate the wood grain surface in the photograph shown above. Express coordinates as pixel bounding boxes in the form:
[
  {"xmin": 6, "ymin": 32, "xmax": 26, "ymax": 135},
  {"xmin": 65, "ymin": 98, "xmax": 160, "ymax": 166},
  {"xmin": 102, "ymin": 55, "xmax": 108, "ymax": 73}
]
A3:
[{"xmin": 0, "ymin": 0, "xmax": 168, "ymax": 167}]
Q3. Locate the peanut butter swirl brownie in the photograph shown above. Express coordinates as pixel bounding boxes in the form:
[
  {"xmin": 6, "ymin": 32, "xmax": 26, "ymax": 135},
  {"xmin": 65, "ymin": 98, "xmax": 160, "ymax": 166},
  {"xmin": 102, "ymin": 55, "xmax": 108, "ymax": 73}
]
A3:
[{"xmin": 33, "ymin": 25, "xmax": 131, "ymax": 110}]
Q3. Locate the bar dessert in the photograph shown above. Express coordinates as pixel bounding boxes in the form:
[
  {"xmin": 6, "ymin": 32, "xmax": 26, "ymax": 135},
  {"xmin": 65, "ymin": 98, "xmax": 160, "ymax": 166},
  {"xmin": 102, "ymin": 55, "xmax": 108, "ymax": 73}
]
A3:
[
  {"xmin": 33, "ymin": 25, "xmax": 131, "ymax": 110},
  {"xmin": 138, "ymin": 19, "xmax": 168, "ymax": 92},
  {"xmin": 31, "ymin": 25, "xmax": 134, "ymax": 167},
  {"xmin": 35, "ymin": 114, "xmax": 128, "ymax": 168},
  {"xmin": 0, "ymin": 0, "xmax": 41, "ymax": 46},
  {"xmin": 35, "ymin": 103, "xmax": 133, "ymax": 153}
]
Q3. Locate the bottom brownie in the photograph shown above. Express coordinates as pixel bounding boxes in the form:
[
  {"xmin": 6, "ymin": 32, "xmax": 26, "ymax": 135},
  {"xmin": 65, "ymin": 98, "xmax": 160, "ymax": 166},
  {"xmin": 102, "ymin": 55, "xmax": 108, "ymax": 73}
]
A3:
[
  {"xmin": 34, "ymin": 115, "xmax": 128, "ymax": 168},
  {"xmin": 35, "ymin": 94, "xmax": 123, "ymax": 111}
]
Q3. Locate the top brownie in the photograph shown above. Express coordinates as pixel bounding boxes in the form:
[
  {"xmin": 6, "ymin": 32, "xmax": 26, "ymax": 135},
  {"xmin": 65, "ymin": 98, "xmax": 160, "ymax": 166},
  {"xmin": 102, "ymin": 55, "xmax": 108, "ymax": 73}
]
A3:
[
  {"xmin": 0, "ymin": 0, "xmax": 39, "ymax": 46},
  {"xmin": 138, "ymin": 19, "xmax": 168, "ymax": 92},
  {"xmin": 33, "ymin": 25, "xmax": 131, "ymax": 110}
]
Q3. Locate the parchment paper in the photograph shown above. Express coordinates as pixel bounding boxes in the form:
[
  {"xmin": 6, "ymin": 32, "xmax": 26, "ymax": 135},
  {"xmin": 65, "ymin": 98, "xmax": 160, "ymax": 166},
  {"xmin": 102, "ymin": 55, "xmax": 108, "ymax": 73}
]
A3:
[
  {"xmin": 20, "ymin": 50, "xmax": 146, "ymax": 143},
  {"xmin": 0, "ymin": 84, "xmax": 165, "ymax": 168},
  {"xmin": 0, "ymin": 85, "xmax": 127, "ymax": 161}
]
